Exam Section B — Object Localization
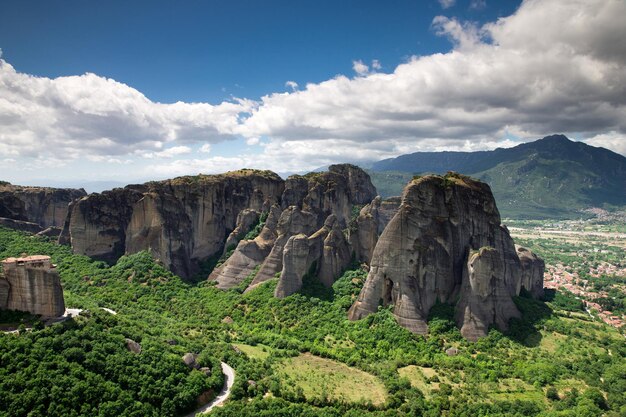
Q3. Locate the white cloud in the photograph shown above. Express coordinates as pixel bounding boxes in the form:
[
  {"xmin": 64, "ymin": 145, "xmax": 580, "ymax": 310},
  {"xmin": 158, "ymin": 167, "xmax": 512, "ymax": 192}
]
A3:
[
  {"xmin": 141, "ymin": 145, "xmax": 192, "ymax": 159},
  {"xmin": 438, "ymin": 0, "xmax": 456, "ymax": 9},
  {"xmin": 352, "ymin": 60, "xmax": 369, "ymax": 76},
  {"xmin": 285, "ymin": 81, "xmax": 298, "ymax": 91},
  {"xmin": 0, "ymin": 61, "xmax": 250, "ymax": 161},
  {"xmin": 585, "ymin": 132, "xmax": 626, "ymax": 155},
  {"xmin": 1, "ymin": 0, "xmax": 626, "ymax": 184},
  {"xmin": 234, "ymin": 0, "xmax": 626, "ymax": 166}
]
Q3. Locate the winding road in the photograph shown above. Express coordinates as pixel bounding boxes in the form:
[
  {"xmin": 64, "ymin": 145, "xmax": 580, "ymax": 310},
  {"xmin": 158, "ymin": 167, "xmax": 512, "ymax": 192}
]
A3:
[{"xmin": 185, "ymin": 362, "xmax": 235, "ymax": 417}]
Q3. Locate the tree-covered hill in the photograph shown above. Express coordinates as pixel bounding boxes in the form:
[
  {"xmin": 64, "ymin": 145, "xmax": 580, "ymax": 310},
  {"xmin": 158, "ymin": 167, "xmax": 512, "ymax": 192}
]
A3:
[
  {"xmin": 1, "ymin": 226, "xmax": 625, "ymax": 416},
  {"xmin": 368, "ymin": 135, "xmax": 626, "ymax": 219}
]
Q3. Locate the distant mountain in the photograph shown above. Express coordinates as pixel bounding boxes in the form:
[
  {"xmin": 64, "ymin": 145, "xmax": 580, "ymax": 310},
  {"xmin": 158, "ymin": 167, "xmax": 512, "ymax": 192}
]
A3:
[{"xmin": 368, "ymin": 135, "xmax": 626, "ymax": 219}]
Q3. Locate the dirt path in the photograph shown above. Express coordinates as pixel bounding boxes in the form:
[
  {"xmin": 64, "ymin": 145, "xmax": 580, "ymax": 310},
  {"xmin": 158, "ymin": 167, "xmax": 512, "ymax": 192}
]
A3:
[{"xmin": 184, "ymin": 362, "xmax": 235, "ymax": 416}]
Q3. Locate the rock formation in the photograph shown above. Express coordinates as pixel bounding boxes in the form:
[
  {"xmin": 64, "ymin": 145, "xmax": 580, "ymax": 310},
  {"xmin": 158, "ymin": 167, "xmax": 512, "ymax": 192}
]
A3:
[
  {"xmin": 0, "ymin": 255, "xmax": 65, "ymax": 317},
  {"xmin": 211, "ymin": 164, "xmax": 377, "ymax": 291},
  {"xmin": 349, "ymin": 196, "xmax": 401, "ymax": 264},
  {"xmin": 0, "ymin": 183, "xmax": 86, "ymax": 229},
  {"xmin": 274, "ymin": 214, "xmax": 351, "ymax": 297},
  {"xmin": 348, "ymin": 173, "xmax": 544, "ymax": 341},
  {"xmin": 515, "ymin": 244, "xmax": 545, "ymax": 299},
  {"xmin": 60, "ymin": 170, "xmax": 284, "ymax": 278},
  {"xmin": 455, "ymin": 247, "xmax": 521, "ymax": 341}
]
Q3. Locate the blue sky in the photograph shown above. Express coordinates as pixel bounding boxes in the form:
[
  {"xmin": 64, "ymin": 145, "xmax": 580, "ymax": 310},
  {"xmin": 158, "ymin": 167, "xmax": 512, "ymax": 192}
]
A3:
[
  {"xmin": 0, "ymin": 0, "xmax": 625, "ymax": 189},
  {"xmin": 0, "ymin": 0, "xmax": 519, "ymax": 103}
]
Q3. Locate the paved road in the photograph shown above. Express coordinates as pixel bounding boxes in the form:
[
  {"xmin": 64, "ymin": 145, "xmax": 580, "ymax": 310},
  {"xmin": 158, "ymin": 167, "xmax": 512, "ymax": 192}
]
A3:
[{"xmin": 184, "ymin": 362, "xmax": 235, "ymax": 416}]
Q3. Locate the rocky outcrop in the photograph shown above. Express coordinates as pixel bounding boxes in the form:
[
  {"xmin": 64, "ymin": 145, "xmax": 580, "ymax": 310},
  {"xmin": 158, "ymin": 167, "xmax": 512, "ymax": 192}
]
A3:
[
  {"xmin": 455, "ymin": 247, "xmax": 521, "ymax": 341},
  {"xmin": 247, "ymin": 206, "xmax": 318, "ymax": 289},
  {"xmin": 0, "ymin": 217, "xmax": 43, "ymax": 234},
  {"xmin": 212, "ymin": 165, "xmax": 377, "ymax": 290},
  {"xmin": 223, "ymin": 209, "xmax": 260, "ymax": 254},
  {"xmin": 36, "ymin": 226, "xmax": 63, "ymax": 238},
  {"xmin": 516, "ymin": 245, "xmax": 545, "ymax": 299},
  {"xmin": 274, "ymin": 214, "xmax": 351, "ymax": 297},
  {"xmin": 61, "ymin": 170, "xmax": 284, "ymax": 278},
  {"xmin": 0, "ymin": 184, "xmax": 86, "ymax": 228},
  {"xmin": 284, "ymin": 164, "xmax": 377, "ymax": 227},
  {"xmin": 349, "ymin": 196, "xmax": 401, "ymax": 264},
  {"xmin": 59, "ymin": 186, "xmax": 146, "ymax": 264},
  {"xmin": 125, "ymin": 338, "xmax": 142, "ymax": 354},
  {"xmin": 0, "ymin": 255, "xmax": 65, "ymax": 317},
  {"xmin": 210, "ymin": 205, "xmax": 282, "ymax": 289},
  {"xmin": 348, "ymin": 173, "xmax": 543, "ymax": 340}
]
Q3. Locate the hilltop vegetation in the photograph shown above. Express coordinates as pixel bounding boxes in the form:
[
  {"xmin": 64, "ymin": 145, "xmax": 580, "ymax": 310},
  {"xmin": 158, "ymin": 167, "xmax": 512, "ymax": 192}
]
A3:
[{"xmin": 1, "ymin": 226, "xmax": 625, "ymax": 416}]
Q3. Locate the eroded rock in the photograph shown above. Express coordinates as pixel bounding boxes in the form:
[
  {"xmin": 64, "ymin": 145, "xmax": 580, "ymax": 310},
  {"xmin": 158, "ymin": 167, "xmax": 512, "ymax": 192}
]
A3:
[
  {"xmin": 348, "ymin": 173, "xmax": 543, "ymax": 340},
  {"xmin": 0, "ymin": 184, "xmax": 86, "ymax": 228},
  {"xmin": 0, "ymin": 255, "xmax": 65, "ymax": 317}
]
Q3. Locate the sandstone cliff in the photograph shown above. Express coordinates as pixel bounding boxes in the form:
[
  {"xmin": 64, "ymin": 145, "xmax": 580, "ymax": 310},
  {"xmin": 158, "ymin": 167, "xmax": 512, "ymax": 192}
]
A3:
[
  {"xmin": 348, "ymin": 173, "xmax": 544, "ymax": 340},
  {"xmin": 0, "ymin": 183, "xmax": 86, "ymax": 229},
  {"xmin": 0, "ymin": 255, "xmax": 65, "ymax": 317},
  {"xmin": 61, "ymin": 170, "xmax": 284, "ymax": 278},
  {"xmin": 211, "ymin": 164, "xmax": 377, "ymax": 291}
]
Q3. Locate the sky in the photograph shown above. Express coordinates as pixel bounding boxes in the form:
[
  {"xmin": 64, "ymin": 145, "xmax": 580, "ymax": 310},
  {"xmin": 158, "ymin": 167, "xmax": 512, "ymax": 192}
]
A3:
[{"xmin": 0, "ymin": 0, "xmax": 625, "ymax": 188}]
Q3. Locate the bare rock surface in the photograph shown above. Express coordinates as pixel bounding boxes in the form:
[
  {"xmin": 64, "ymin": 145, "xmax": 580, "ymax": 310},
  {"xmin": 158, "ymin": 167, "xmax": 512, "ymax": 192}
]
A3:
[
  {"xmin": 125, "ymin": 338, "xmax": 142, "ymax": 354},
  {"xmin": 211, "ymin": 205, "xmax": 281, "ymax": 289},
  {"xmin": 61, "ymin": 170, "xmax": 283, "ymax": 278},
  {"xmin": 0, "ymin": 255, "xmax": 65, "ymax": 317},
  {"xmin": 0, "ymin": 217, "xmax": 43, "ymax": 234},
  {"xmin": 348, "ymin": 173, "xmax": 543, "ymax": 340},
  {"xmin": 516, "ymin": 244, "xmax": 546, "ymax": 299},
  {"xmin": 0, "ymin": 183, "xmax": 86, "ymax": 228},
  {"xmin": 455, "ymin": 247, "xmax": 521, "ymax": 341}
]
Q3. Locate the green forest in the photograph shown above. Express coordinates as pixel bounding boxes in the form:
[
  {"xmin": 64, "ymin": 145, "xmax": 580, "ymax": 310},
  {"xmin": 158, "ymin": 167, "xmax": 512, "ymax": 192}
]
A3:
[{"xmin": 1, "ymin": 226, "xmax": 625, "ymax": 417}]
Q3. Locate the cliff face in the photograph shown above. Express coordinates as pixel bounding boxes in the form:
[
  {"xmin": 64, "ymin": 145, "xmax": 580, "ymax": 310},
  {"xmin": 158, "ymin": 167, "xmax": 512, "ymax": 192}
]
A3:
[
  {"xmin": 61, "ymin": 170, "xmax": 284, "ymax": 278},
  {"xmin": 348, "ymin": 173, "xmax": 544, "ymax": 340},
  {"xmin": 0, "ymin": 255, "xmax": 65, "ymax": 317},
  {"xmin": 211, "ymin": 165, "xmax": 377, "ymax": 292},
  {"xmin": 0, "ymin": 184, "xmax": 86, "ymax": 228}
]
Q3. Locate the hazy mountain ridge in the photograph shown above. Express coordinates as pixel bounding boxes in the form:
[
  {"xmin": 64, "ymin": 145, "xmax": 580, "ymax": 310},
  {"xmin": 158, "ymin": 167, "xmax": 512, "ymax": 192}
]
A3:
[{"xmin": 369, "ymin": 135, "xmax": 626, "ymax": 219}]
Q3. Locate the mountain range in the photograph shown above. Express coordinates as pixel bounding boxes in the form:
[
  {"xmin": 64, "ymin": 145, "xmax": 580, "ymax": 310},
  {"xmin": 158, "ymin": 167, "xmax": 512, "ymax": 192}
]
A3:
[{"xmin": 367, "ymin": 135, "xmax": 626, "ymax": 219}]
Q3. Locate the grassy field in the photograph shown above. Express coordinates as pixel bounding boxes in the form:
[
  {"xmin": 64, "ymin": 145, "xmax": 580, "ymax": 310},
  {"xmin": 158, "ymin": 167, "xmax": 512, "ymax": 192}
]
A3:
[
  {"xmin": 275, "ymin": 353, "xmax": 387, "ymax": 405},
  {"xmin": 232, "ymin": 343, "xmax": 272, "ymax": 360}
]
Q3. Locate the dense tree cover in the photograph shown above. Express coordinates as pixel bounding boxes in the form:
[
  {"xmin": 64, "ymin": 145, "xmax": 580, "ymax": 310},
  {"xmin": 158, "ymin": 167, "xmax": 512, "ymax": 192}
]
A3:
[
  {"xmin": 1, "ymin": 226, "xmax": 625, "ymax": 417},
  {"xmin": 0, "ymin": 310, "xmax": 223, "ymax": 417}
]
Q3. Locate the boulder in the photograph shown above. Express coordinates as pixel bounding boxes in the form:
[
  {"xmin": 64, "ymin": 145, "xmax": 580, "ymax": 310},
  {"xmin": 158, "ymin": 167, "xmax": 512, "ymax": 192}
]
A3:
[
  {"xmin": 182, "ymin": 352, "xmax": 200, "ymax": 369},
  {"xmin": 125, "ymin": 338, "xmax": 142, "ymax": 354}
]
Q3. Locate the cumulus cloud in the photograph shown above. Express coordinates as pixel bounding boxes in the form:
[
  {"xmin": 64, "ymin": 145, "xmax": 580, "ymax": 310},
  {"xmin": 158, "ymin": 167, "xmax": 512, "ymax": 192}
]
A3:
[
  {"xmin": 285, "ymin": 81, "xmax": 298, "ymax": 91},
  {"xmin": 585, "ymin": 132, "xmax": 626, "ymax": 156},
  {"xmin": 235, "ymin": 0, "xmax": 626, "ymax": 165},
  {"xmin": 1, "ymin": 0, "xmax": 626, "ymax": 182},
  {"xmin": 0, "ymin": 60, "xmax": 251, "ymax": 161},
  {"xmin": 352, "ymin": 60, "xmax": 369, "ymax": 76},
  {"xmin": 141, "ymin": 145, "xmax": 192, "ymax": 159}
]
